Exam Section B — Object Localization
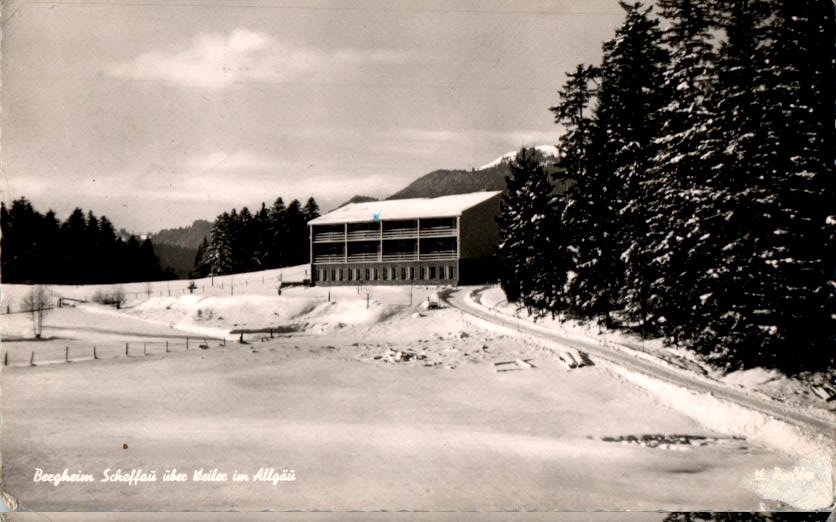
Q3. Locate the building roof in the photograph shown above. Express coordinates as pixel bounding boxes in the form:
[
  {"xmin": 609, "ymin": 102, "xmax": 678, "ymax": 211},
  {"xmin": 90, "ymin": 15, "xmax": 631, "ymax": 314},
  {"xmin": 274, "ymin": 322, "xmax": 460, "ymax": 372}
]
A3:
[{"xmin": 309, "ymin": 191, "xmax": 502, "ymax": 225}]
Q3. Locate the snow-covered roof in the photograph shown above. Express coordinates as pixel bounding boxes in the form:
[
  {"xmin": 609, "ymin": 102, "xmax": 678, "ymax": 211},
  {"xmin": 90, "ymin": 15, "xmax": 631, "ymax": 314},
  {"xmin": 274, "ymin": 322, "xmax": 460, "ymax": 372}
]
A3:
[{"xmin": 309, "ymin": 191, "xmax": 502, "ymax": 225}]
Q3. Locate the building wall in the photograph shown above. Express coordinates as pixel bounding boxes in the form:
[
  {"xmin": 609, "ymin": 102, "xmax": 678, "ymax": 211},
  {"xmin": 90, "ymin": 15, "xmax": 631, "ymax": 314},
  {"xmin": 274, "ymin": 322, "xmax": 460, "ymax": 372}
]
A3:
[
  {"xmin": 459, "ymin": 194, "xmax": 501, "ymax": 261},
  {"xmin": 311, "ymin": 260, "xmax": 459, "ymax": 286}
]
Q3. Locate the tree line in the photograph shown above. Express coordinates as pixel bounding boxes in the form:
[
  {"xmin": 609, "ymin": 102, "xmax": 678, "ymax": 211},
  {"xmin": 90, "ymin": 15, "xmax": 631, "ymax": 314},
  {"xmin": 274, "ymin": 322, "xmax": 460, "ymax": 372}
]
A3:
[
  {"xmin": 1, "ymin": 198, "xmax": 171, "ymax": 284},
  {"xmin": 496, "ymin": 0, "xmax": 834, "ymax": 374},
  {"xmin": 191, "ymin": 196, "xmax": 320, "ymax": 278}
]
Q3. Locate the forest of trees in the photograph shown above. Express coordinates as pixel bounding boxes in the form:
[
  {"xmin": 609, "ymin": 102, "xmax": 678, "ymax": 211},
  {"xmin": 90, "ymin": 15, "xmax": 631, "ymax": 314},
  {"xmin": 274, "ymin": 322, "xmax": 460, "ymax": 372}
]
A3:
[
  {"xmin": 496, "ymin": 1, "xmax": 835, "ymax": 374},
  {"xmin": 191, "ymin": 196, "xmax": 320, "ymax": 278},
  {"xmin": 0, "ymin": 198, "xmax": 171, "ymax": 284}
]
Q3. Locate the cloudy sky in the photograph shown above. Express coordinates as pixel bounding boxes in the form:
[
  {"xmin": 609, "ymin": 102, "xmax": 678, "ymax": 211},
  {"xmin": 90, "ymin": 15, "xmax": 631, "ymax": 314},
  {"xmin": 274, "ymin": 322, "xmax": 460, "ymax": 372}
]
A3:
[{"xmin": 1, "ymin": 0, "xmax": 623, "ymax": 233}]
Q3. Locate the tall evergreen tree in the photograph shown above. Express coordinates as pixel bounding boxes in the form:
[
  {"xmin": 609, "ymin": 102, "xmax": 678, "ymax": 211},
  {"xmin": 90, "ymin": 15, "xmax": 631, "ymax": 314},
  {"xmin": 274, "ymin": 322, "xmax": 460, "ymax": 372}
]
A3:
[
  {"xmin": 585, "ymin": 1, "xmax": 667, "ymax": 326},
  {"xmin": 640, "ymin": 0, "xmax": 719, "ymax": 338},
  {"xmin": 495, "ymin": 147, "xmax": 559, "ymax": 315},
  {"xmin": 691, "ymin": 0, "xmax": 836, "ymax": 372},
  {"xmin": 549, "ymin": 63, "xmax": 600, "ymax": 315}
]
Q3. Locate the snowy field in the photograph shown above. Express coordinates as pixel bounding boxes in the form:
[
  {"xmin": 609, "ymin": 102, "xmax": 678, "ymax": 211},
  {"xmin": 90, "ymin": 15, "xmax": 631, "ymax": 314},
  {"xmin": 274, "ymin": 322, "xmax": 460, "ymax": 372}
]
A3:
[{"xmin": 0, "ymin": 271, "xmax": 831, "ymax": 511}]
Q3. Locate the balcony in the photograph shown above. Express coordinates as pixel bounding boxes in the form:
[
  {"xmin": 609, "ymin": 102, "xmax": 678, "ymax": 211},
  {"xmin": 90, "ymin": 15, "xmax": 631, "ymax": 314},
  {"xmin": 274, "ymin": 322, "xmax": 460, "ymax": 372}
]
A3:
[
  {"xmin": 419, "ymin": 226, "xmax": 457, "ymax": 238},
  {"xmin": 313, "ymin": 254, "xmax": 345, "ymax": 264},
  {"xmin": 382, "ymin": 228, "xmax": 418, "ymax": 240},
  {"xmin": 346, "ymin": 252, "xmax": 380, "ymax": 263},
  {"xmin": 419, "ymin": 250, "xmax": 457, "ymax": 261},
  {"xmin": 313, "ymin": 231, "xmax": 345, "ymax": 243},
  {"xmin": 382, "ymin": 252, "xmax": 418, "ymax": 262},
  {"xmin": 346, "ymin": 230, "xmax": 380, "ymax": 241}
]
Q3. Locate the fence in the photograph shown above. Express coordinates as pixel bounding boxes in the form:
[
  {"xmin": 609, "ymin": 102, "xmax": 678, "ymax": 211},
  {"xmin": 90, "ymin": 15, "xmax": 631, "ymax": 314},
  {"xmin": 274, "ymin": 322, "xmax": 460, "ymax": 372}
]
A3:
[
  {"xmin": 1, "ymin": 335, "xmax": 234, "ymax": 368},
  {"xmin": 2, "ymin": 272, "xmax": 312, "ymax": 314}
]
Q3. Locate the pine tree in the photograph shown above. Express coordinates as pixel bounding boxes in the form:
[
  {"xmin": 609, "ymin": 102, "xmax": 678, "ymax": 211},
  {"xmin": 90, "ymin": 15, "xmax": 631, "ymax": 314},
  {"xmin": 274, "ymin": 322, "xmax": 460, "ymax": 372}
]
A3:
[
  {"xmin": 640, "ymin": 0, "xmax": 719, "ymax": 339},
  {"xmin": 694, "ymin": 0, "xmax": 835, "ymax": 372},
  {"xmin": 207, "ymin": 212, "xmax": 233, "ymax": 276},
  {"xmin": 549, "ymin": 63, "xmax": 599, "ymax": 315},
  {"xmin": 582, "ymin": 1, "xmax": 667, "ymax": 327},
  {"xmin": 267, "ymin": 197, "xmax": 287, "ymax": 268},
  {"xmin": 190, "ymin": 237, "xmax": 211, "ymax": 278},
  {"xmin": 495, "ymin": 147, "xmax": 559, "ymax": 315}
]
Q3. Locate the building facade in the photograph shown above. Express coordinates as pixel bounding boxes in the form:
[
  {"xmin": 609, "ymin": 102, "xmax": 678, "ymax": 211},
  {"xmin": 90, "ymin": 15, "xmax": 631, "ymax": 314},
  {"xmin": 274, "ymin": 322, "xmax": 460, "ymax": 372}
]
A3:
[{"xmin": 308, "ymin": 191, "xmax": 502, "ymax": 286}]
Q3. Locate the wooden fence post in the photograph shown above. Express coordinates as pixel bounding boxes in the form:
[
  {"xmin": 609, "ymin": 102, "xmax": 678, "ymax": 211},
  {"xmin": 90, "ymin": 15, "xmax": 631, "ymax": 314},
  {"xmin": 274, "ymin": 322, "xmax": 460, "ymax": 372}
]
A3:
[
  {"xmin": 223, "ymin": 337, "xmax": 226, "ymax": 346},
  {"xmin": 65, "ymin": 346, "xmax": 69, "ymax": 362},
  {"xmin": 4, "ymin": 351, "xmax": 8, "ymax": 366},
  {"xmin": 30, "ymin": 352, "xmax": 34, "ymax": 366},
  {"xmin": 165, "ymin": 341, "xmax": 169, "ymax": 353},
  {"xmin": 186, "ymin": 337, "xmax": 189, "ymax": 350},
  {"xmin": 93, "ymin": 346, "xmax": 98, "ymax": 360},
  {"xmin": 143, "ymin": 343, "xmax": 147, "ymax": 356},
  {"xmin": 126, "ymin": 343, "xmax": 129, "ymax": 357},
  {"xmin": 366, "ymin": 293, "xmax": 370, "ymax": 309}
]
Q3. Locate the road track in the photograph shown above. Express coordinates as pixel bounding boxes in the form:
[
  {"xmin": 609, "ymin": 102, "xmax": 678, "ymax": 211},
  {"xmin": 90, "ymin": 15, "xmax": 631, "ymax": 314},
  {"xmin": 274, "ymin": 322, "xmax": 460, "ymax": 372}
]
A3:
[{"xmin": 444, "ymin": 286, "xmax": 836, "ymax": 440}]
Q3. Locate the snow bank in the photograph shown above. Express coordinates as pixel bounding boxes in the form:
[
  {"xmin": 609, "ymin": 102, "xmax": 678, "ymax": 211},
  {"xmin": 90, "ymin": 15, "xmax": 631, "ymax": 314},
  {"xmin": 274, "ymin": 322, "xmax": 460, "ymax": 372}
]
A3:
[{"xmin": 298, "ymin": 300, "xmax": 402, "ymax": 334}]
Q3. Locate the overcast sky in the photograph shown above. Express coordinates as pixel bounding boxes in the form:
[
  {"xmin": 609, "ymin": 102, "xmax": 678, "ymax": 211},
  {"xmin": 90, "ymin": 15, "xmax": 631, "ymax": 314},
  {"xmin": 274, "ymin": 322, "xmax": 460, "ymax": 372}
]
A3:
[{"xmin": 1, "ymin": 0, "xmax": 624, "ymax": 233}]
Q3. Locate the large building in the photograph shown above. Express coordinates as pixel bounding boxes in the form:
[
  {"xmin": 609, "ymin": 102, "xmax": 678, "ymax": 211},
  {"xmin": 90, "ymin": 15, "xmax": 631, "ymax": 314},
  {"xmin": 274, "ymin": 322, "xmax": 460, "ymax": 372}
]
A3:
[{"xmin": 308, "ymin": 191, "xmax": 502, "ymax": 286}]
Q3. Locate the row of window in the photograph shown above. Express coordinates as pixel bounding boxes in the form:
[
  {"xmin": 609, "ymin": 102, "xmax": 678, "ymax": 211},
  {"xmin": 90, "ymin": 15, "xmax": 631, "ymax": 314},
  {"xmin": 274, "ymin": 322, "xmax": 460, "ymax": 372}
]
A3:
[{"xmin": 314, "ymin": 265, "xmax": 456, "ymax": 283}]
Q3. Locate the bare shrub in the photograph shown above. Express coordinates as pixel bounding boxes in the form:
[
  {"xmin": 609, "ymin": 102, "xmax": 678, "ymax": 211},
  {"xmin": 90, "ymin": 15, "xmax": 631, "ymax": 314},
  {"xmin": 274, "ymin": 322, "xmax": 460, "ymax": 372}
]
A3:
[
  {"xmin": 21, "ymin": 285, "xmax": 53, "ymax": 339},
  {"xmin": 92, "ymin": 286, "xmax": 127, "ymax": 309}
]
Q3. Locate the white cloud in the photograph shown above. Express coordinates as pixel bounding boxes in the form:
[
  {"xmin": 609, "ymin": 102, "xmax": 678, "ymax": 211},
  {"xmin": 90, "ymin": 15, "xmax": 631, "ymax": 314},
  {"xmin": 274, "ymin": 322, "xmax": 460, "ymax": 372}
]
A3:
[{"xmin": 107, "ymin": 29, "xmax": 412, "ymax": 88}]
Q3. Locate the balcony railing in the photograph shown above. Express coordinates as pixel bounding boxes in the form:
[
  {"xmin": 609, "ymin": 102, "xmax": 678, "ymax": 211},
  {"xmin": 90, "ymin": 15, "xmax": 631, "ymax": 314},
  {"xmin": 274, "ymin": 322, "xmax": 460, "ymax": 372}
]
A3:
[
  {"xmin": 313, "ymin": 232, "xmax": 345, "ymax": 243},
  {"xmin": 382, "ymin": 252, "xmax": 418, "ymax": 262},
  {"xmin": 346, "ymin": 252, "xmax": 381, "ymax": 262},
  {"xmin": 313, "ymin": 254, "xmax": 345, "ymax": 264},
  {"xmin": 315, "ymin": 251, "xmax": 457, "ymax": 264},
  {"xmin": 419, "ymin": 227, "xmax": 457, "ymax": 238},
  {"xmin": 419, "ymin": 250, "xmax": 457, "ymax": 260},
  {"xmin": 382, "ymin": 228, "xmax": 418, "ymax": 239},
  {"xmin": 346, "ymin": 230, "xmax": 380, "ymax": 241}
]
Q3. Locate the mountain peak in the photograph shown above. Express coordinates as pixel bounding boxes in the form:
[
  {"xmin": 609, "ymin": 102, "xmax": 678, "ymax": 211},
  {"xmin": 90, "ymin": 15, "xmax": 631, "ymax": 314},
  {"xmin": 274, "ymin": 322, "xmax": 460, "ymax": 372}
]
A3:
[{"xmin": 477, "ymin": 145, "xmax": 558, "ymax": 171}]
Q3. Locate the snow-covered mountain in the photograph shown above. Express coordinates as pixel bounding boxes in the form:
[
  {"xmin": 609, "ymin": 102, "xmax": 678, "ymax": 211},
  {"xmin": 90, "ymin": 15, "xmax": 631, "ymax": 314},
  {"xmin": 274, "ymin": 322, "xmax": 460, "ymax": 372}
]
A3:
[
  {"xmin": 477, "ymin": 145, "xmax": 559, "ymax": 171},
  {"xmin": 386, "ymin": 145, "xmax": 560, "ymax": 201}
]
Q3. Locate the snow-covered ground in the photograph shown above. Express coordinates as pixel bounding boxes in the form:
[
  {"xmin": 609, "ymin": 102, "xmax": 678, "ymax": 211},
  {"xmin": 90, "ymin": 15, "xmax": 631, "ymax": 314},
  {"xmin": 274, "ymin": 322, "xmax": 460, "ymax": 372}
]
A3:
[
  {"xmin": 477, "ymin": 286, "xmax": 836, "ymax": 419},
  {"xmin": 0, "ymin": 274, "xmax": 832, "ymax": 511}
]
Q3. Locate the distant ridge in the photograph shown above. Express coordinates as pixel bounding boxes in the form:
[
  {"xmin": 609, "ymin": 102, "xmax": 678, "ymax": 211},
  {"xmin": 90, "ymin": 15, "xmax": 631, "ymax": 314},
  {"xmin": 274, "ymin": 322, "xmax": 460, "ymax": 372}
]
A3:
[
  {"xmin": 150, "ymin": 219, "xmax": 212, "ymax": 249},
  {"xmin": 333, "ymin": 194, "xmax": 379, "ymax": 210}
]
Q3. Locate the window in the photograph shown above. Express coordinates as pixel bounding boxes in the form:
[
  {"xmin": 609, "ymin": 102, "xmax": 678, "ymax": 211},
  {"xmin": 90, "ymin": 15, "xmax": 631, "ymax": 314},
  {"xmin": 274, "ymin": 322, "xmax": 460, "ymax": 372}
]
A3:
[
  {"xmin": 383, "ymin": 267, "xmax": 389, "ymax": 281},
  {"xmin": 338, "ymin": 269, "xmax": 344, "ymax": 281},
  {"xmin": 347, "ymin": 269, "xmax": 353, "ymax": 281},
  {"xmin": 364, "ymin": 268, "xmax": 370, "ymax": 280},
  {"xmin": 429, "ymin": 266, "xmax": 436, "ymax": 279},
  {"xmin": 401, "ymin": 267, "xmax": 407, "ymax": 280},
  {"xmin": 448, "ymin": 265, "xmax": 455, "ymax": 279},
  {"xmin": 331, "ymin": 270, "xmax": 336, "ymax": 281},
  {"xmin": 409, "ymin": 267, "xmax": 415, "ymax": 280},
  {"xmin": 373, "ymin": 268, "xmax": 379, "ymax": 280}
]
